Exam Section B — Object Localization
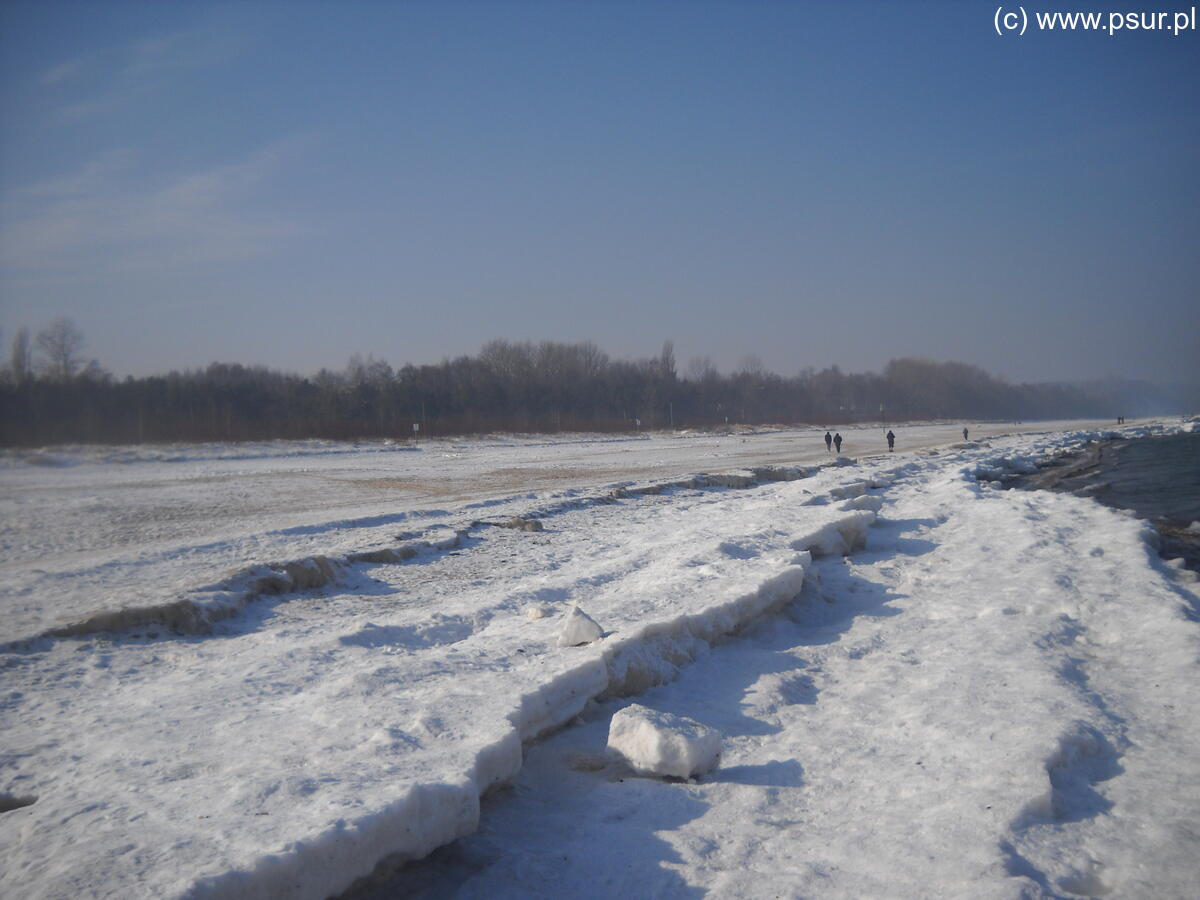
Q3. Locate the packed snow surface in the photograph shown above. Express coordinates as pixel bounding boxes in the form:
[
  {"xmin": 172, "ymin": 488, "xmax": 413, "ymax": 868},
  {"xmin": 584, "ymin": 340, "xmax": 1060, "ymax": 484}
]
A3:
[{"xmin": 2, "ymin": 419, "xmax": 1198, "ymax": 899}]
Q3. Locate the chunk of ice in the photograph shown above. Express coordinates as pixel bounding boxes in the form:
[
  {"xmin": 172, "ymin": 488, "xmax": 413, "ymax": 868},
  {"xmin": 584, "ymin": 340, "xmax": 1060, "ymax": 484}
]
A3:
[
  {"xmin": 524, "ymin": 603, "xmax": 553, "ymax": 620},
  {"xmin": 606, "ymin": 703, "xmax": 722, "ymax": 778},
  {"xmin": 557, "ymin": 605, "xmax": 603, "ymax": 646}
]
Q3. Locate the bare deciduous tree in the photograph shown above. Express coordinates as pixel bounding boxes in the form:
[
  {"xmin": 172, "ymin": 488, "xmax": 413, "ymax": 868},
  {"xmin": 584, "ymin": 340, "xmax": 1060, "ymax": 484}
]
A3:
[
  {"xmin": 736, "ymin": 354, "xmax": 765, "ymax": 377},
  {"xmin": 36, "ymin": 318, "xmax": 86, "ymax": 382},
  {"xmin": 658, "ymin": 340, "xmax": 676, "ymax": 381},
  {"xmin": 686, "ymin": 356, "xmax": 719, "ymax": 382},
  {"xmin": 9, "ymin": 328, "xmax": 34, "ymax": 384}
]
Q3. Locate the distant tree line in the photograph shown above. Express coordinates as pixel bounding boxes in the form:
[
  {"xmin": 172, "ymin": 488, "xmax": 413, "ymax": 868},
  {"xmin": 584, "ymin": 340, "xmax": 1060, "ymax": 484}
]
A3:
[{"xmin": 0, "ymin": 320, "xmax": 1190, "ymax": 447}]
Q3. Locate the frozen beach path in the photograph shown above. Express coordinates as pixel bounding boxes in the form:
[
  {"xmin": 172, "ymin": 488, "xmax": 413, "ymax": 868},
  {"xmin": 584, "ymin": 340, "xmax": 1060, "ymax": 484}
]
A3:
[{"xmin": 353, "ymin": 439, "xmax": 1200, "ymax": 899}]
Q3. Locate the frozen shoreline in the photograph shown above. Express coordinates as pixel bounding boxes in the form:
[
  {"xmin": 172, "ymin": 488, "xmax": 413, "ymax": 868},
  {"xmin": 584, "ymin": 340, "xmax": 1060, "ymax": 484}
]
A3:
[
  {"xmin": 2, "ymin": 418, "xmax": 1198, "ymax": 899},
  {"xmin": 1006, "ymin": 430, "xmax": 1200, "ymax": 575}
]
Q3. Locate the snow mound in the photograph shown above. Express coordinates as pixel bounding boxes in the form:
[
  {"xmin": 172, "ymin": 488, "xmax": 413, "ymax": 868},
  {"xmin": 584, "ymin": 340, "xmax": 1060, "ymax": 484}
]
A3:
[
  {"xmin": 750, "ymin": 465, "xmax": 811, "ymax": 482},
  {"xmin": 840, "ymin": 494, "xmax": 884, "ymax": 513},
  {"xmin": 607, "ymin": 704, "xmax": 722, "ymax": 778},
  {"xmin": 830, "ymin": 480, "xmax": 869, "ymax": 500},
  {"xmin": 557, "ymin": 606, "xmax": 603, "ymax": 646},
  {"xmin": 792, "ymin": 510, "xmax": 875, "ymax": 556}
]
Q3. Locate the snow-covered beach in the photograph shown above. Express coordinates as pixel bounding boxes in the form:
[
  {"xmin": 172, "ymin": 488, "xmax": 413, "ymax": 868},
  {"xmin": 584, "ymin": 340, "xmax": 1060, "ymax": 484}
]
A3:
[{"xmin": 2, "ymin": 418, "xmax": 1198, "ymax": 899}]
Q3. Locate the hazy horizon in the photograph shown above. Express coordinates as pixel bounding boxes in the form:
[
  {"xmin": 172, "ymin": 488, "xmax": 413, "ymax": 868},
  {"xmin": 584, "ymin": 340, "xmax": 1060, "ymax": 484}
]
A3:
[
  {"xmin": 2, "ymin": 2, "xmax": 1197, "ymax": 386},
  {"xmin": 9, "ymin": 324, "xmax": 1200, "ymax": 392}
]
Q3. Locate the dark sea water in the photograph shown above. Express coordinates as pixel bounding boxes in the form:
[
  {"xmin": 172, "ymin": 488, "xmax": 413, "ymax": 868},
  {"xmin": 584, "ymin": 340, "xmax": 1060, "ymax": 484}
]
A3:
[
  {"xmin": 1088, "ymin": 432, "xmax": 1200, "ymax": 524},
  {"xmin": 1020, "ymin": 430, "xmax": 1200, "ymax": 572}
]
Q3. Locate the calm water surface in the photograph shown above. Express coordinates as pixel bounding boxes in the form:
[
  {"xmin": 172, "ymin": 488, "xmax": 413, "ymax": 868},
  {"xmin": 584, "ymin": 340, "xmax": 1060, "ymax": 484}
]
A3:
[{"xmin": 1091, "ymin": 432, "xmax": 1200, "ymax": 524}]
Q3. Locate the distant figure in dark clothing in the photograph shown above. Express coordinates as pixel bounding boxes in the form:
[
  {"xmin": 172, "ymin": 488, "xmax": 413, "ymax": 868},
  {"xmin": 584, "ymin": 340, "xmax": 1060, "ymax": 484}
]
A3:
[
  {"xmin": 824, "ymin": 431, "xmax": 832, "ymax": 452},
  {"xmin": 886, "ymin": 430, "xmax": 895, "ymax": 451},
  {"xmin": 833, "ymin": 432, "xmax": 843, "ymax": 454},
  {"xmin": 963, "ymin": 427, "xmax": 969, "ymax": 441}
]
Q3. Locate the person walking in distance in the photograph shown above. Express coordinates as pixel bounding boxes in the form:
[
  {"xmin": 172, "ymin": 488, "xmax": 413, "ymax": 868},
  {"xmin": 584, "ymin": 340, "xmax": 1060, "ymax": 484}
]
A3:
[
  {"xmin": 833, "ymin": 432, "xmax": 843, "ymax": 454},
  {"xmin": 886, "ymin": 430, "xmax": 895, "ymax": 452},
  {"xmin": 824, "ymin": 431, "xmax": 832, "ymax": 452},
  {"xmin": 963, "ymin": 427, "xmax": 969, "ymax": 441}
]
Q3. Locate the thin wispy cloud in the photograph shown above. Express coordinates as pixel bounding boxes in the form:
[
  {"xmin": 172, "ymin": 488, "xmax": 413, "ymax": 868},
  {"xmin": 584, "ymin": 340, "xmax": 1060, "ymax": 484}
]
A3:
[
  {"xmin": 20, "ymin": 149, "xmax": 138, "ymax": 198},
  {"xmin": 127, "ymin": 28, "xmax": 244, "ymax": 77},
  {"xmin": 37, "ymin": 57, "xmax": 88, "ymax": 88},
  {"xmin": 39, "ymin": 27, "xmax": 244, "ymax": 122},
  {"xmin": 1, "ymin": 142, "xmax": 310, "ymax": 277}
]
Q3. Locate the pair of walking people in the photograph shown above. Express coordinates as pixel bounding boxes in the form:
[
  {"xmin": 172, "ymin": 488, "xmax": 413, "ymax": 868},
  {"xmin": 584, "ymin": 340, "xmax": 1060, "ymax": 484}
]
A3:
[{"xmin": 824, "ymin": 430, "xmax": 896, "ymax": 453}]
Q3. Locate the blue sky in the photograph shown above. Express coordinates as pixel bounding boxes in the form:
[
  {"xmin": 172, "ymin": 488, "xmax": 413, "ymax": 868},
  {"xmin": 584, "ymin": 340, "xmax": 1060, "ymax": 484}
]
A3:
[{"xmin": 1, "ymin": 1, "xmax": 1197, "ymax": 384}]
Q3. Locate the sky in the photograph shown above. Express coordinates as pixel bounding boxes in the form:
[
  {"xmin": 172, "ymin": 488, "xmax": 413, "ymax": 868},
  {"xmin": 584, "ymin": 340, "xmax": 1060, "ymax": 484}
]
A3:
[{"xmin": 1, "ymin": 0, "xmax": 1197, "ymax": 386}]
